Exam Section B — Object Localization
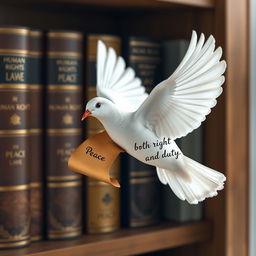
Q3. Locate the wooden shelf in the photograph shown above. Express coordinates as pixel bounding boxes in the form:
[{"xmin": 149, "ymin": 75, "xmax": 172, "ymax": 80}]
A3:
[
  {"xmin": 0, "ymin": 221, "xmax": 211, "ymax": 256},
  {"xmin": 48, "ymin": 0, "xmax": 215, "ymax": 8},
  {"xmin": 4, "ymin": 0, "xmax": 214, "ymax": 9},
  {"xmin": 158, "ymin": 0, "xmax": 214, "ymax": 8}
]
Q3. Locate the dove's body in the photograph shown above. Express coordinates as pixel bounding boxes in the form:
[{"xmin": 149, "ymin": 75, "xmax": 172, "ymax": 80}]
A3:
[
  {"xmin": 98, "ymin": 109, "xmax": 184, "ymax": 171},
  {"xmin": 83, "ymin": 31, "xmax": 227, "ymax": 204}
]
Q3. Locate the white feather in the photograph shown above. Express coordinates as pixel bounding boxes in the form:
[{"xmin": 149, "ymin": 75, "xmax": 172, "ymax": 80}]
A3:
[
  {"xmin": 96, "ymin": 40, "xmax": 148, "ymax": 112},
  {"xmin": 136, "ymin": 31, "xmax": 227, "ymax": 140},
  {"xmin": 97, "ymin": 40, "xmax": 107, "ymax": 87},
  {"xmin": 156, "ymin": 157, "xmax": 226, "ymax": 204}
]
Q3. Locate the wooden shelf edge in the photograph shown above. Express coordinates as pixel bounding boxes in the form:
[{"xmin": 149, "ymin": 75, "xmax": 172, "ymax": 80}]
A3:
[
  {"xmin": 0, "ymin": 221, "xmax": 212, "ymax": 256},
  {"xmin": 158, "ymin": 0, "xmax": 214, "ymax": 8},
  {"xmin": 59, "ymin": 0, "xmax": 215, "ymax": 8},
  {"xmin": 18, "ymin": 0, "xmax": 215, "ymax": 9}
]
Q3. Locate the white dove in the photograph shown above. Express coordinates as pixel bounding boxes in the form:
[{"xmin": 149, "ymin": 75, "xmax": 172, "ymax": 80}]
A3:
[{"xmin": 82, "ymin": 31, "xmax": 226, "ymax": 204}]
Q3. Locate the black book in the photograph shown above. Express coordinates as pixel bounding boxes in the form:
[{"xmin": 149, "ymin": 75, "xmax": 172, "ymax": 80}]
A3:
[
  {"xmin": 121, "ymin": 37, "xmax": 162, "ymax": 228},
  {"xmin": 161, "ymin": 40, "xmax": 203, "ymax": 222}
]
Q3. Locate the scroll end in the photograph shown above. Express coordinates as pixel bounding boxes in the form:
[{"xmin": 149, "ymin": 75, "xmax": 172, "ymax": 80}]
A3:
[{"xmin": 110, "ymin": 178, "xmax": 120, "ymax": 188}]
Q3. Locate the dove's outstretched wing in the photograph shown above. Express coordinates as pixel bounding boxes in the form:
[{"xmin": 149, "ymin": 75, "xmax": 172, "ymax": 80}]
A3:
[
  {"xmin": 96, "ymin": 40, "xmax": 148, "ymax": 112},
  {"xmin": 136, "ymin": 31, "xmax": 226, "ymax": 140}
]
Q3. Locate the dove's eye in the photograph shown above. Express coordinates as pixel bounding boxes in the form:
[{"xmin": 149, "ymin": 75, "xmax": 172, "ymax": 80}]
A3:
[{"xmin": 95, "ymin": 102, "xmax": 101, "ymax": 108}]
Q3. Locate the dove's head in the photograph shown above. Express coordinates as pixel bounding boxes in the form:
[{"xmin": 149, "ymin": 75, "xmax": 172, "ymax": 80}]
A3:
[{"xmin": 82, "ymin": 97, "xmax": 117, "ymax": 122}]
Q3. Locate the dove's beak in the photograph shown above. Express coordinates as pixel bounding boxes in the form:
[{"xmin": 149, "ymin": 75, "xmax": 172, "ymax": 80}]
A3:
[{"xmin": 81, "ymin": 110, "xmax": 92, "ymax": 121}]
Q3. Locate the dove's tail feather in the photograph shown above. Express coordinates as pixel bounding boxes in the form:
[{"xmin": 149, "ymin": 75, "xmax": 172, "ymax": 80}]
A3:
[{"xmin": 156, "ymin": 156, "xmax": 226, "ymax": 204}]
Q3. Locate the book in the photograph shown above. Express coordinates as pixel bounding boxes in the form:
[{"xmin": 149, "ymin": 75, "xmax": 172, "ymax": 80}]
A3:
[
  {"xmin": 0, "ymin": 26, "xmax": 32, "ymax": 248},
  {"xmin": 161, "ymin": 40, "xmax": 203, "ymax": 222},
  {"xmin": 85, "ymin": 34, "xmax": 121, "ymax": 233},
  {"xmin": 121, "ymin": 37, "xmax": 161, "ymax": 228},
  {"xmin": 45, "ymin": 31, "xmax": 83, "ymax": 239},
  {"xmin": 28, "ymin": 28, "xmax": 44, "ymax": 242}
]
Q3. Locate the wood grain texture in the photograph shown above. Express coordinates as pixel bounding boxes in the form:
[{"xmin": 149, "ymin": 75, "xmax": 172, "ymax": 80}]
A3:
[
  {"xmin": 117, "ymin": 10, "xmax": 196, "ymax": 41},
  {"xmin": 9, "ymin": 0, "xmax": 214, "ymax": 9},
  {"xmin": 0, "ymin": 4, "xmax": 117, "ymax": 33},
  {"xmin": 158, "ymin": 0, "xmax": 214, "ymax": 8},
  {"xmin": 0, "ymin": 222, "xmax": 211, "ymax": 256},
  {"xmin": 197, "ymin": 6, "xmax": 227, "ymax": 256},
  {"xmin": 192, "ymin": 6, "xmax": 227, "ymax": 256},
  {"xmin": 197, "ymin": 1, "xmax": 249, "ymax": 256},
  {"xmin": 225, "ymin": 0, "xmax": 249, "ymax": 255}
]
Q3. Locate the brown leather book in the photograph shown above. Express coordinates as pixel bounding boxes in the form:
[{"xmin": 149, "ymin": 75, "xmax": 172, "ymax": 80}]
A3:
[
  {"xmin": 0, "ymin": 26, "xmax": 32, "ymax": 248},
  {"xmin": 85, "ymin": 34, "xmax": 121, "ymax": 233},
  {"xmin": 45, "ymin": 31, "xmax": 83, "ymax": 240},
  {"xmin": 28, "ymin": 29, "xmax": 44, "ymax": 242}
]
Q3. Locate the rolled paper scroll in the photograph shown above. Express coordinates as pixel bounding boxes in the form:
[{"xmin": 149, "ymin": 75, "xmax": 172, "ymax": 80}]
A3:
[{"xmin": 68, "ymin": 131, "xmax": 124, "ymax": 187}]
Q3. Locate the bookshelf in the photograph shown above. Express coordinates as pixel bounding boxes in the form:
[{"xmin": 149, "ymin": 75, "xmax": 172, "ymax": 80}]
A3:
[
  {"xmin": 0, "ymin": 0, "xmax": 248, "ymax": 256},
  {"xmin": 0, "ymin": 221, "xmax": 211, "ymax": 256},
  {"xmin": 8, "ymin": 0, "xmax": 215, "ymax": 9}
]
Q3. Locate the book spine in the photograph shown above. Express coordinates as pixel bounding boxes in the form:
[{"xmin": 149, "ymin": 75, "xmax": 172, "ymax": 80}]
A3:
[
  {"xmin": 122, "ymin": 37, "xmax": 161, "ymax": 228},
  {"xmin": 46, "ymin": 31, "xmax": 83, "ymax": 239},
  {"xmin": 85, "ymin": 35, "xmax": 121, "ymax": 233},
  {"xmin": 176, "ymin": 127, "xmax": 204, "ymax": 221},
  {"xmin": 28, "ymin": 29, "xmax": 44, "ymax": 242},
  {"xmin": 161, "ymin": 40, "xmax": 203, "ymax": 222},
  {"xmin": 124, "ymin": 37, "xmax": 161, "ymax": 92},
  {"xmin": 0, "ymin": 26, "xmax": 31, "ymax": 248}
]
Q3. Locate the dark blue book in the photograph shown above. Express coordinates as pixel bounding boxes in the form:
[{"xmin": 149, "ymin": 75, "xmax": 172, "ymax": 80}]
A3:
[{"xmin": 121, "ymin": 37, "xmax": 162, "ymax": 228}]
